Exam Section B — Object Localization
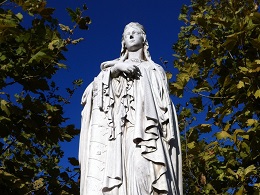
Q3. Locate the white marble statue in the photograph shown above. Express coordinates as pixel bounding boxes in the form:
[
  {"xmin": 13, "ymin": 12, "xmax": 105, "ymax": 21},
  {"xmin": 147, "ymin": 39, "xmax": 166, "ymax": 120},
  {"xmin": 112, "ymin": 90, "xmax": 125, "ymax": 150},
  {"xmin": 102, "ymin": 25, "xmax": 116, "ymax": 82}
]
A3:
[{"xmin": 79, "ymin": 22, "xmax": 183, "ymax": 195}]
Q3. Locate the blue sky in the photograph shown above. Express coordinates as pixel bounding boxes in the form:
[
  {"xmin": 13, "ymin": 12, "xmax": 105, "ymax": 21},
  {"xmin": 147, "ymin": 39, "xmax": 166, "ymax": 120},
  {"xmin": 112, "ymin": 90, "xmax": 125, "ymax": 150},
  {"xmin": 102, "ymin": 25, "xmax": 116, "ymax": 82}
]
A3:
[{"xmin": 47, "ymin": 0, "xmax": 190, "ymax": 166}]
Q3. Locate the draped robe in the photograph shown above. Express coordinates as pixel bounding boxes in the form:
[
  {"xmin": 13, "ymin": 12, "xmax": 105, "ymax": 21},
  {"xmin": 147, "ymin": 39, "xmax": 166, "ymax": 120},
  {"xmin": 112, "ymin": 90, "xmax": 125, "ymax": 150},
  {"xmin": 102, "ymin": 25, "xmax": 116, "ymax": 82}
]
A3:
[{"xmin": 79, "ymin": 60, "xmax": 183, "ymax": 195}]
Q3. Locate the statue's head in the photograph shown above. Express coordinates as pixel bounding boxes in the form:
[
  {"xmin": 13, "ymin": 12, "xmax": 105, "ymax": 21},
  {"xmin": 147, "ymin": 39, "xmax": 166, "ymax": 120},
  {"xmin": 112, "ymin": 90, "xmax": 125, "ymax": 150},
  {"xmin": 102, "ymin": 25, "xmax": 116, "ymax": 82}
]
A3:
[{"xmin": 120, "ymin": 22, "xmax": 150, "ymax": 61}]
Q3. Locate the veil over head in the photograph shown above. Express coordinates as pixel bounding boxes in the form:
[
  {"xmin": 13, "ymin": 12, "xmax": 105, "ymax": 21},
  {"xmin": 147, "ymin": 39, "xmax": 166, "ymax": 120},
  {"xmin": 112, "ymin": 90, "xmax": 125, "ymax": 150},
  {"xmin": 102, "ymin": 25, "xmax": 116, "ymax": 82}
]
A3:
[{"xmin": 100, "ymin": 22, "xmax": 155, "ymax": 70}]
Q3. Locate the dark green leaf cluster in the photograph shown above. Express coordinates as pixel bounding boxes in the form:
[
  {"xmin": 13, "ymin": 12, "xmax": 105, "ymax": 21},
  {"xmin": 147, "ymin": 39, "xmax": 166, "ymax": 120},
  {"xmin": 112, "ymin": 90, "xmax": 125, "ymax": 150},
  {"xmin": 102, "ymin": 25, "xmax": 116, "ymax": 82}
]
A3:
[
  {"xmin": 0, "ymin": 0, "xmax": 89, "ymax": 194},
  {"xmin": 172, "ymin": 0, "xmax": 260, "ymax": 194}
]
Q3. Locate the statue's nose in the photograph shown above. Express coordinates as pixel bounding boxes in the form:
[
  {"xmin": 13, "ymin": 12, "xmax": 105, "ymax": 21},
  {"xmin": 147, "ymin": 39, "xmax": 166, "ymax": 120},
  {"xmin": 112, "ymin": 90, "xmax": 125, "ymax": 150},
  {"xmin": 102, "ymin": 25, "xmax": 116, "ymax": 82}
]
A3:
[{"xmin": 130, "ymin": 35, "xmax": 134, "ymax": 39}]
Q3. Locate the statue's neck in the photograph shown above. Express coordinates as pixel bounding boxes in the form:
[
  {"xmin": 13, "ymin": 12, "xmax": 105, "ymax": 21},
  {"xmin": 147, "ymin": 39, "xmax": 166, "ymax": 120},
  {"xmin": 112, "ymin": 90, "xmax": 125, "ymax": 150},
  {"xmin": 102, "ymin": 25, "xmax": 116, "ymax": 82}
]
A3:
[{"xmin": 127, "ymin": 48, "xmax": 144, "ymax": 61}]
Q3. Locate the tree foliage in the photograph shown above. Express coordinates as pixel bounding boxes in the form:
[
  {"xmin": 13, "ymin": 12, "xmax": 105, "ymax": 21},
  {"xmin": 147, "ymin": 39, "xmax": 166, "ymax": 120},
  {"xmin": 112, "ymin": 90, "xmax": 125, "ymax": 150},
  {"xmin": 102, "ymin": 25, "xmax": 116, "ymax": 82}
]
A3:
[
  {"xmin": 172, "ymin": 0, "xmax": 260, "ymax": 194},
  {"xmin": 0, "ymin": 0, "xmax": 90, "ymax": 194}
]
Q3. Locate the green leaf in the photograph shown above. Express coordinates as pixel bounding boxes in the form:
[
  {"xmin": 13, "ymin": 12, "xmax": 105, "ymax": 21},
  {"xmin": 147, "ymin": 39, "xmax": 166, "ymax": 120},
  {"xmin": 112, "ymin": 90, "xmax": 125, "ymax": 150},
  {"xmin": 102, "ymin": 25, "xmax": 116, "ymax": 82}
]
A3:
[
  {"xmin": 0, "ymin": 13, "xmax": 18, "ymax": 28},
  {"xmin": 0, "ymin": 115, "xmax": 11, "ymax": 121},
  {"xmin": 0, "ymin": 54, "xmax": 6, "ymax": 61},
  {"xmin": 222, "ymin": 34, "xmax": 238, "ymax": 50},
  {"xmin": 66, "ymin": 8, "xmax": 78, "ymax": 22},
  {"xmin": 193, "ymin": 80, "xmax": 212, "ymax": 93},
  {"xmin": 251, "ymin": 12, "xmax": 260, "ymax": 24},
  {"xmin": 78, "ymin": 17, "xmax": 90, "ymax": 30},
  {"xmin": 172, "ymin": 0, "xmax": 260, "ymax": 193},
  {"xmin": 190, "ymin": 97, "xmax": 203, "ymax": 113},
  {"xmin": 16, "ymin": 47, "xmax": 26, "ymax": 55},
  {"xmin": 40, "ymin": 8, "xmax": 55, "ymax": 19},
  {"xmin": 0, "ymin": 1, "xmax": 91, "ymax": 194},
  {"xmin": 250, "ymin": 39, "xmax": 260, "ymax": 50},
  {"xmin": 68, "ymin": 157, "xmax": 79, "ymax": 166},
  {"xmin": 60, "ymin": 172, "xmax": 69, "ymax": 181},
  {"xmin": 197, "ymin": 124, "xmax": 211, "ymax": 133},
  {"xmin": 15, "ymin": 13, "xmax": 23, "ymax": 21},
  {"xmin": 28, "ymin": 51, "xmax": 47, "ymax": 63},
  {"xmin": 83, "ymin": 4, "xmax": 88, "ymax": 10}
]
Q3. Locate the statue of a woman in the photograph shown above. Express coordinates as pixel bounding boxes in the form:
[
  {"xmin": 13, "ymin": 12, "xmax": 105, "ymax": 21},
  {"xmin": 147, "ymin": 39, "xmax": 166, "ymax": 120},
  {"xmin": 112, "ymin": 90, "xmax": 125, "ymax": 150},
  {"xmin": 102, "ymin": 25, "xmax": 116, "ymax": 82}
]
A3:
[{"xmin": 79, "ymin": 22, "xmax": 183, "ymax": 195}]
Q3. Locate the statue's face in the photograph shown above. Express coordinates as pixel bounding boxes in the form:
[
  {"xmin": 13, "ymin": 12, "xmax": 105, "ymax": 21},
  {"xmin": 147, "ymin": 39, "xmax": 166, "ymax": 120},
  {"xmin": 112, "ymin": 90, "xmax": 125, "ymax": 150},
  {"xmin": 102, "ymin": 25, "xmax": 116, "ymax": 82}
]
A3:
[{"xmin": 123, "ymin": 26, "xmax": 144, "ymax": 52}]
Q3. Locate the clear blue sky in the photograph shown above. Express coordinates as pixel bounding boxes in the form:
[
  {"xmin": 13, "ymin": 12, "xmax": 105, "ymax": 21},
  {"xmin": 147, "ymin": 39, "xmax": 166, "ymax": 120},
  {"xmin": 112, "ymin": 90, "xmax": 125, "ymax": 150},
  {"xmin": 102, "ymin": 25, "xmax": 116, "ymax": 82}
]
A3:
[{"xmin": 47, "ymin": 0, "xmax": 190, "ymax": 167}]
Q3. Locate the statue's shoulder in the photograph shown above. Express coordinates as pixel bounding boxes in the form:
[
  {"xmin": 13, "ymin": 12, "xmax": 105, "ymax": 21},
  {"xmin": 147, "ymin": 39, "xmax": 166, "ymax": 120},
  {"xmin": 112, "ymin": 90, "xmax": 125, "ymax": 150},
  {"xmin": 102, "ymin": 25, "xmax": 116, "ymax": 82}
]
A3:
[{"xmin": 152, "ymin": 63, "xmax": 166, "ymax": 74}]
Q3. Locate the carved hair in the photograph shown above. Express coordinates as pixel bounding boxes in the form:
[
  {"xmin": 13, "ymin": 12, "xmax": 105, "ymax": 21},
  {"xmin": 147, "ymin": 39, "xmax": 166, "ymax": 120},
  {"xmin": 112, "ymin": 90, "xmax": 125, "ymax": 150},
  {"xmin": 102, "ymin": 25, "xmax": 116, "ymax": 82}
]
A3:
[{"xmin": 120, "ymin": 22, "xmax": 154, "ymax": 63}]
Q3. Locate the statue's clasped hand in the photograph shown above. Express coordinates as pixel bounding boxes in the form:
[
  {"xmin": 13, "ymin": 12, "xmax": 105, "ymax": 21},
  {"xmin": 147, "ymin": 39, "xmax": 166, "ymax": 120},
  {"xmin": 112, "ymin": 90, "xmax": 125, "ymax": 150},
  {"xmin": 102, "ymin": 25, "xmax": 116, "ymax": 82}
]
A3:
[{"xmin": 111, "ymin": 62, "xmax": 141, "ymax": 79}]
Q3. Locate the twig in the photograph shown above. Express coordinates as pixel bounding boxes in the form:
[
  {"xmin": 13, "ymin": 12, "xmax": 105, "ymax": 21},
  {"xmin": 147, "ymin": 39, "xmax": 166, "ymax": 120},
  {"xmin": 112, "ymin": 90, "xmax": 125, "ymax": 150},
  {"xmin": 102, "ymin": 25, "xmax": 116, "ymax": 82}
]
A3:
[
  {"xmin": 185, "ymin": 86, "xmax": 230, "ymax": 99},
  {"xmin": 0, "ymin": 0, "xmax": 8, "ymax": 6},
  {"xmin": 1, "ymin": 139, "xmax": 16, "ymax": 155}
]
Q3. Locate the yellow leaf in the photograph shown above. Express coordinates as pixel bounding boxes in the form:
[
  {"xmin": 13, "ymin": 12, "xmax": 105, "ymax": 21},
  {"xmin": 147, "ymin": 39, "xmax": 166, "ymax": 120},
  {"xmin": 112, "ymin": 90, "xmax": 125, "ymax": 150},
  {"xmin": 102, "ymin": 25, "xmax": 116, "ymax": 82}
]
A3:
[
  {"xmin": 254, "ymin": 89, "xmax": 260, "ymax": 98},
  {"xmin": 190, "ymin": 21, "xmax": 196, "ymax": 25},
  {"xmin": 190, "ymin": 37, "xmax": 199, "ymax": 45},
  {"xmin": 239, "ymin": 66, "xmax": 248, "ymax": 72},
  {"xmin": 224, "ymin": 123, "xmax": 231, "ymax": 131},
  {"xmin": 33, "ymin": 178, "xmax": 44, "ymax": 190},
  {"xmin": 187, "ymin": 141, "xmax": 196, "ymax": 149},
  {"xmin": 237, "ymin": 81, "xmax": 244, "ymax": 89},
  {"xmin": 166, "ymin": 72, "xmax": 172, "ymax": 80},
  {"xmin": 215, "ymin": 131, "xmax": 231, "ymax": 140},
  {"xmin": 244, "ymin": 165, "xmax": 257, "ymax": 177},
  {"xmin": 233, "ymin": 129, "xmax": 245, "ymax": 142},
  {"xmin": 242, "ymin": 77, "xmax": 250, "ymax": 85},
  {"xmin": 247, "ymin": 119, "xmax": 257, "ymax": 126},
  {"xmin": 256, "ymin": 60, "xmax": 260, "ymax": 64},
  {"xmin": 235, "ymin": 186, "xmax": 244, "ymax": 195},
  {"xmin": 205, "ymin": 141, "xmax": 218, "ymax": 150},
  {"xmin": 236, "ymin": 167, "xmax": 245, "ymax": 180},
  {"xmin": 16, "ymin": 13, "xmax": 23, "ymax": 20},
  {"xmin": 0, "ymin": 99, "xmax": 10, "ymax": 116},
  {"xmin": 200, "ymin": 173, "xmax": 206, "ymax": 185},
  {"xmin": 48, "ymin": 39, "xmax": 59, "ymax": 50},
  {"xmin": 227, "ymin": 168, "xmax": 237, "ymax": 177},
  {"xmin": 198, "ymin": 124, "xmax": 211, "ymax": 133}
]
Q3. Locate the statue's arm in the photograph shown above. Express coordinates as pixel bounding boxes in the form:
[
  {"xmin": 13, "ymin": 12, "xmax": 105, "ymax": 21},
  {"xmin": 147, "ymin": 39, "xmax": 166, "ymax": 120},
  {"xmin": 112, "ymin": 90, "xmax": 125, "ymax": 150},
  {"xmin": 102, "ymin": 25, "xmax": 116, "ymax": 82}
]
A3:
[
  {"xmin": 154, "ymin": 64, "xmax": 170, "ymax": 89},
  {"xmin": 101, "ymin": 52, "xmax": 139, "ymax": 78},
  {"xmin": 81, "ymin": 82, "xmax": 93, "ymax": 106}
]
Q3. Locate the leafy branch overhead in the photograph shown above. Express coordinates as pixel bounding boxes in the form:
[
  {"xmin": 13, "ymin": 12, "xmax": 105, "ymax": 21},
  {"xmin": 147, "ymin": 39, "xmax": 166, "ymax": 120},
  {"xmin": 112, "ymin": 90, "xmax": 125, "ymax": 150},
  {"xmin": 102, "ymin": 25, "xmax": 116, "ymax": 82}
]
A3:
[
  {"xmin": 172, "ymin": 0, "xmax": 260, "ymax": 194},
  {"xmin": 0, "ymin": 0, "xmax": 90, "ymax": 194}
]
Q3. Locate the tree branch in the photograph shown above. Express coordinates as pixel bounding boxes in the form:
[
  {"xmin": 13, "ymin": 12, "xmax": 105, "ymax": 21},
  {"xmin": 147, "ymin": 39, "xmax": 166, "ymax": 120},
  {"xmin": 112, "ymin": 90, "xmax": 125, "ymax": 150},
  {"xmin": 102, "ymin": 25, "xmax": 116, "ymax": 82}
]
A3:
[{"xmin": 0, "ymin": 0, "xmax": 8, "ymax": 6}]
